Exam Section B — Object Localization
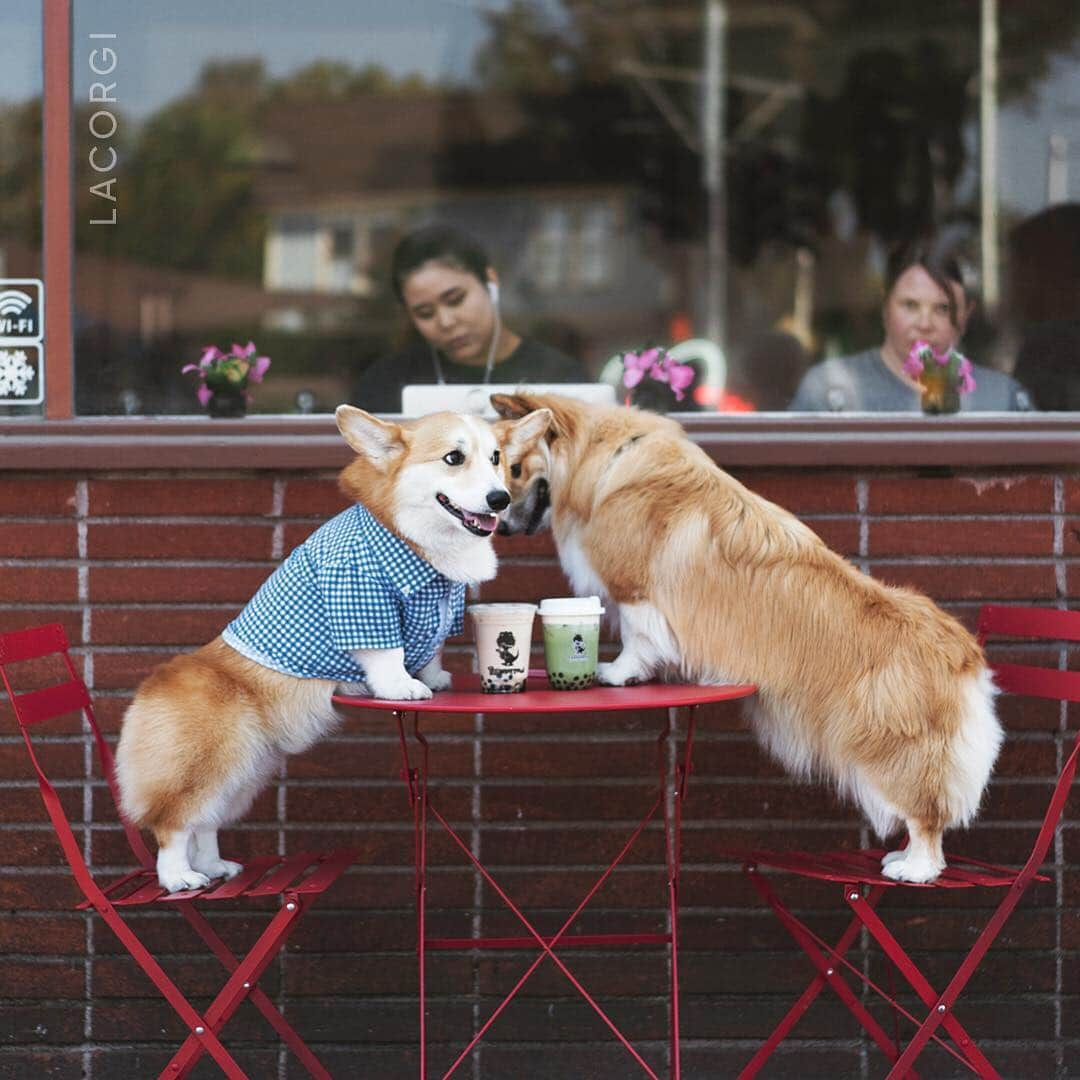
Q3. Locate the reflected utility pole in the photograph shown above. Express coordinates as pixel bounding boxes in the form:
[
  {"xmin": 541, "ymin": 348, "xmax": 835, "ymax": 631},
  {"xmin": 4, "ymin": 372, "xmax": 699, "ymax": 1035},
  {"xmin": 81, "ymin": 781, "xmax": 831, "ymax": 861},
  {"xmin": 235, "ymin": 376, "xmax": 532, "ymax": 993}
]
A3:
[
  {"xmin": 703, "ymin": 0, "xmax": 727, "ymax": 347},
  {"xmin": 980, "ymin": 0, "xmax": 999, "ymax": 310}
]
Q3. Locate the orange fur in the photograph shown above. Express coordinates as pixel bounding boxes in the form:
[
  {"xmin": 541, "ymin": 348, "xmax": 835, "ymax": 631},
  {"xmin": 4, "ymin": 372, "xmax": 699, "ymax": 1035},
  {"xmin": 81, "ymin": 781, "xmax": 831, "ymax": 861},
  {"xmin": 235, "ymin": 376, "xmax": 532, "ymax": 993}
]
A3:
[{"xmin": 492, "ymin": 393, "xmax": 1002, "ymax": 882}]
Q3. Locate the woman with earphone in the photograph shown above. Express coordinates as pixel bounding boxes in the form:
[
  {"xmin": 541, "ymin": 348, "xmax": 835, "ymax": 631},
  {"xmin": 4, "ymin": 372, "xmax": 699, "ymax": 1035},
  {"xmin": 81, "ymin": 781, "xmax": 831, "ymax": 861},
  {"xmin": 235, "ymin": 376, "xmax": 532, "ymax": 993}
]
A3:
[{"xmin": 354, "ymin": 224, "xmax": 589, "ymax": 413}]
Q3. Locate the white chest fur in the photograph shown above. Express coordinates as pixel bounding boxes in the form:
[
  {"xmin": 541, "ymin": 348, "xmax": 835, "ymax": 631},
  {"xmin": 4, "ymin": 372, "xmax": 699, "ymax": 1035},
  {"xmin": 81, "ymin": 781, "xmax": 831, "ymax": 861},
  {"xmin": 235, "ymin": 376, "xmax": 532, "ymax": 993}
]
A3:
[{"xmin": 556, "ymin": 526, "xmax": 608, "ymax": 602}]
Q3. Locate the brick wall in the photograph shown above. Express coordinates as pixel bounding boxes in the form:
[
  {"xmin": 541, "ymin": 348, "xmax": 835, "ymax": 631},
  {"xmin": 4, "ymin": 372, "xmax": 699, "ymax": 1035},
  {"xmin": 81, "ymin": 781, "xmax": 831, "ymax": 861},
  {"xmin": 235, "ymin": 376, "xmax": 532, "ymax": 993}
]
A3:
[{"xmin": 1, "ymin": 464, "xmax": 1077, "ymax": 1078}]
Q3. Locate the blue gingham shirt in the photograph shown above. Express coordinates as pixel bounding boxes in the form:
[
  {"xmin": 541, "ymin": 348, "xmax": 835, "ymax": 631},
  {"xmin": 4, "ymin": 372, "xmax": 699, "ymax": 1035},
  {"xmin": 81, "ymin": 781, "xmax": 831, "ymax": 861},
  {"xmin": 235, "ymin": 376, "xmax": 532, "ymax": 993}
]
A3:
[{"xmin": 223, "ymin": 503, "xmax": 465, "ymax": 682}]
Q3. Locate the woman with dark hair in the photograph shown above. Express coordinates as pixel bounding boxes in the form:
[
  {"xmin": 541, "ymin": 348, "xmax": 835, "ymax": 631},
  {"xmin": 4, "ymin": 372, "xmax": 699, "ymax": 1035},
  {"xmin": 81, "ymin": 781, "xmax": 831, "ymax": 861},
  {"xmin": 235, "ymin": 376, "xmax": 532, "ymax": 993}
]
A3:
[
  {"xmin": 353, "ymin": 224, "xmax": 590, "ymax": 412},
  {"xmin": 789, "ymin": 241, "xmax": 1031, "ymax": 411}
]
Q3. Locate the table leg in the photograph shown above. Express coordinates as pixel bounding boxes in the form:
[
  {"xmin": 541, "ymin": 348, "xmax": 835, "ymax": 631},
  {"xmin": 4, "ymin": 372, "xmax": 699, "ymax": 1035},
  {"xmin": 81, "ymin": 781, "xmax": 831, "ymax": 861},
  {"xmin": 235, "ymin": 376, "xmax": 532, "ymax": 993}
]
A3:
[
  {"xmin": 395, "ymin": 711, "xmax": 429, "ymax": 1079},
  {"xmin": 660, "ymin": 705, "xmax": 696, "ymax": 1080}
]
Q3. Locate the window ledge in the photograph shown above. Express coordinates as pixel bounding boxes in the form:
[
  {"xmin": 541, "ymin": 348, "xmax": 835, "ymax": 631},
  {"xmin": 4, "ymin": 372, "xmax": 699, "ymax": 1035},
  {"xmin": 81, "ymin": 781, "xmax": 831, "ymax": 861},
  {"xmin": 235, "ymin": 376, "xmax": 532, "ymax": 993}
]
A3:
[{"xmin": 0, "ymin": 413, "xmax": 1076, "ymax": 469}]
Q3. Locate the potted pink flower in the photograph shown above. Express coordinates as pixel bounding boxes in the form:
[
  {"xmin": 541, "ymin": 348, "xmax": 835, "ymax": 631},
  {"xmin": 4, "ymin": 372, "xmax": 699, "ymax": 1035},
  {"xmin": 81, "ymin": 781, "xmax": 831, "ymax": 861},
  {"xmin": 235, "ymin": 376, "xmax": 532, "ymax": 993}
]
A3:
[
  {"xmin": 182, "ymin": 342, "xmax": 271, "ymax": 418},
  {"xmin": 903, "ymin": 339, "xmax": 976, "ymax": 415},
  {"xmin": 620, "ymin": 346, "xmax": 697, "ymax": 412}
]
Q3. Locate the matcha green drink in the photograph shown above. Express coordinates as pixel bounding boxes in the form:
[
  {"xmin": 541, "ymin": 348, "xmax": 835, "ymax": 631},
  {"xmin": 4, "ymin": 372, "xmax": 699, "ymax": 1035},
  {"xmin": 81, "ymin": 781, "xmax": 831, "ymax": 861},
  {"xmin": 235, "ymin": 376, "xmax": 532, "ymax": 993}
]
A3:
[{"xmin": 539, "ymin": 596, "xmax": 604, "ymax": 690}]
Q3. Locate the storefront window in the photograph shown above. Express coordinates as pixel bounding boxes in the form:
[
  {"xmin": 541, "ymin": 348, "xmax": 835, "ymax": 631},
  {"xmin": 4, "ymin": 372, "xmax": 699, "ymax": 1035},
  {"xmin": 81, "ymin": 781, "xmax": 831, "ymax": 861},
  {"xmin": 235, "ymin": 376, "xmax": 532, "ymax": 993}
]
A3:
[
  {"xmin": 0, "ymin": 2, "xmax": 43, "ymax": 417},
  {"xmin": 53, "ymin": 3, "xmax": 1080, "ymax": 414}
]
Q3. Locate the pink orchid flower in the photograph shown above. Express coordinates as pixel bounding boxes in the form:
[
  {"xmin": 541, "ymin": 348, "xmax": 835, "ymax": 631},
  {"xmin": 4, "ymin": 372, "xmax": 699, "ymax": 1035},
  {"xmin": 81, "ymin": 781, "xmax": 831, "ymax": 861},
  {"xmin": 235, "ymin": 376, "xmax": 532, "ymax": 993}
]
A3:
[
  {"xmin": 664, "ymin": 359, "xmax": 695, "ymax": 401},
  {"xmin": 622, "ymin": 348, "xmax": 662, "ymax": 389}
]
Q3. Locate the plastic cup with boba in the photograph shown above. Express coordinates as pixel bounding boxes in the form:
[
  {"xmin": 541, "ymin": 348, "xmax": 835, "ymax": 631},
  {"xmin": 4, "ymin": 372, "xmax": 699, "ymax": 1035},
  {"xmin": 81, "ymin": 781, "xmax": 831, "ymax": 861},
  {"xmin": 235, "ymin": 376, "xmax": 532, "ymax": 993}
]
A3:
[
  {"xmin": 539, "ymin": 596, "xmax": 604, "ymax": 690},
  {"xmin": 468, "ymin": 603, "xmax": 537, "ymax": 693}
]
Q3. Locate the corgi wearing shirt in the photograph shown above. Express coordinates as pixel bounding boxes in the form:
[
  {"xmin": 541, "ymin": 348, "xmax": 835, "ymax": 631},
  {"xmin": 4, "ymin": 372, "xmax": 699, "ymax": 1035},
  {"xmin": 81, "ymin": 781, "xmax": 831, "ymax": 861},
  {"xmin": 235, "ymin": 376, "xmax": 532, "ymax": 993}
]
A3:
[{"xmin": 115, "ymin": 405, "xmax": 551, "ymax": 892}]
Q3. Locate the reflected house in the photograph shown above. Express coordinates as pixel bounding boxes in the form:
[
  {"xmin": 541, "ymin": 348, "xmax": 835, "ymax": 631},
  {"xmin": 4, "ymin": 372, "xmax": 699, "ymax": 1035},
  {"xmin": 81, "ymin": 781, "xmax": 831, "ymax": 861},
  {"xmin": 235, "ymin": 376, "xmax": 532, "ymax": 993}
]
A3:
[{"xmin": 256, "ymin": 92, "xmax": 677, "ymax": 363}]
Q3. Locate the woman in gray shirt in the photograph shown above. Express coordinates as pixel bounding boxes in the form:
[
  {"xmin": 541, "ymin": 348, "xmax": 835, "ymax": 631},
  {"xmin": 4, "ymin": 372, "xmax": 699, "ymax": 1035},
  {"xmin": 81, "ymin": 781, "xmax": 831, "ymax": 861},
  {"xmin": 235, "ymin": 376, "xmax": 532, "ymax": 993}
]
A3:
[{"xmin": 789, "ymin": 243, "xmax": 1031, "ymax": 412}]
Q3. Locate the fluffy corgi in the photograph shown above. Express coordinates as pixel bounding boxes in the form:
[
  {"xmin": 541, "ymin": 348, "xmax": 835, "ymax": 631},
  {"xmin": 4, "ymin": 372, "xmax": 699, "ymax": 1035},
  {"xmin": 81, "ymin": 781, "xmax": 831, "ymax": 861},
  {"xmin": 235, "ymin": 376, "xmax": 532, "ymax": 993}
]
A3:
[
  {"xmin": 491, "ymin": 392, "xmax": 1002, "ymax": 883},
  {"xmin": 116, "ymin": 404, "xmax": 551, "ymax": 892}
]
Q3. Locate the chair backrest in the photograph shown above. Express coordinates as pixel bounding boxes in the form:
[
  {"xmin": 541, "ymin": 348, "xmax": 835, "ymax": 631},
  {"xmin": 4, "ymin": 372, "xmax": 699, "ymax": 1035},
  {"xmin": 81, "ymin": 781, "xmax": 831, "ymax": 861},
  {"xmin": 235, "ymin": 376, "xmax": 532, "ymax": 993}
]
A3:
[
  {"xmin": 977, "ymin": 604, "xmax": 1080, "ymax": 880},
  {"xmin": 0, "ymin": 624, "xmax": 153, "ymax": 888}
]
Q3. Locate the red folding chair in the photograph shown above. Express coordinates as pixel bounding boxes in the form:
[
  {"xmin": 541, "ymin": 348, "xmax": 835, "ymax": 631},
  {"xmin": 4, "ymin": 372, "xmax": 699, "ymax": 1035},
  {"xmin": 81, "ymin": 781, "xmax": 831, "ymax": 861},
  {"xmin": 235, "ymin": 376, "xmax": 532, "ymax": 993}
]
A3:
[
  {"xmin": 729, "ymin": 603, "xmax": 1080, "ymax": 1079},
  {"xmin": 0, "ymin": 623, "xmax": 363, "ymax": 1079}
]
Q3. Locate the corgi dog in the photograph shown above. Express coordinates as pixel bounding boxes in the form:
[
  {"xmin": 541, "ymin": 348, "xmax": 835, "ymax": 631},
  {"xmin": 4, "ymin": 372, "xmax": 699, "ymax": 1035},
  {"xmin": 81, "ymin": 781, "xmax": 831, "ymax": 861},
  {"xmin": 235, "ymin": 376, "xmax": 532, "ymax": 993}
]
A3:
[
  {"xmin": 491, "ymin": 392, "xmax": 1002, "ymax": 883},
  {"xmin": 116, "ymin": 404, "xmax": 551, "ymax": 892}
]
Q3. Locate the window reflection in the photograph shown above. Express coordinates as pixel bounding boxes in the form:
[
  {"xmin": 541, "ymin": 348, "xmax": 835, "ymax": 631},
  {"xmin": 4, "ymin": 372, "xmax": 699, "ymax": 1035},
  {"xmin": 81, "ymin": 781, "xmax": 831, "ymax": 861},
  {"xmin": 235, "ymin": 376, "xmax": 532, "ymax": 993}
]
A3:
[{"xmin": 59, "ymin": 2, "xmax": 1080, "ymax": 415}]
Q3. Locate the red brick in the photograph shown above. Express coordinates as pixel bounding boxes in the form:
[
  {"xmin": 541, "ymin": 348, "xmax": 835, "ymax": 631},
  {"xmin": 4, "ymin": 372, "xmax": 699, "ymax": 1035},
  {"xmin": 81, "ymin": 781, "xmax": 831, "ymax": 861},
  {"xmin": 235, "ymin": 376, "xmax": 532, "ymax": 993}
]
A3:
[
  {"xmin": 870, "ymin": 517, "xmax": 1054, "ymax": 556},
  {"xmin": 281, "ymin": 477, "xmax": 347, "ymax": 516},
  {"xmin": 868, "ymin": 561, "xmax": 1057, "ymax": 601},
  {"xmin": 868, "ymin": 474, "xmax": 1054, "ymax": 514},
  {"xmin": 1064, "ymin": 518, "xmax": 1080, "ymax": 555},
  {"xmin": 1066, "ymin": 475, "xmax": 1080, "ymax": 513},
  {"xmin": 0, "ymin": 741, "xmax": 82, "ymax": 780},
  {"xmin": 91, "ymin": 697, "xmax": 136, "ymax": 733},
  {"xmin": 88, "ymin": 564, "xmax": 271, "ymax": 603},
  {"xmin": 492, "ymin": 826, "xmax": 664, "ymax": 868},
  {"xmin": 90, "ymin": 1047, "xmax": 280, "ymax": 1077},
  {"xmin": 91, "ymin": 607, "xmax": 236, "ymax": 646},
  {"xmin": 92, "ymin": 650, "xmax": 176, "ymax": 689},
  {"xmin": 1, "ymin": 1007, "xmax": 84, "ymax": 1046},
  {"xmin": 0, "ymin": 565, "xmax": 78, "ymax": 602},
  {"xmin": 282, "ymin": 522, "xmax": 320, "ymax": 550},
  {"xmin": 0, "ymin": 1052, "xmax": 83, "ymax": 1077},
  {"xmin": 493, "ymin": 530, "xmax": 559, "ymax": 558},
  {"xmin": 87, "ymin": 522, "xmax": 273, "ymax": 560},
  {"xmin": 0, "ymin": 478, "xmax": 76, "ymax": 515},
  {"xmin": 0, "ymin": 872, "xmax": 82, "ymax": 911},
  {"xmin": 0, "ymin": 785, "xmax": 81, "ymax": 825},
  {"xmin": 475, "ymin": 562, "xmax": 572, "ymax": 603},
  {"xmin": 285, "ymin": 784, "xmax": 435, "ymax": 823},
  {"xmin": 734, "ymin": 471, "xmax": 857, "ymax": 513},
  {"xmin": 0, "ymin": 914, "xmax": 84, "ymax": 954},
  {"xmin": 1069, "ymin": 564, "xmax": 1080, "ymax": 598},
  {"xmin": 88, "ymin": 477, "xmax": 274, "ymax": 516},
  {"xmin": 802, "ymin": 516, "xmax": 859, "ymax": 555},
  {"xmin": 484, "ymin": 739, "xmax": 652, "ymax": 779},
  {"xmin": 2, "ymin": 960, "xmax": 84, "ymax": 998},
  {"xmin": 288, "ymin": 738, "xmax": 416, "ymax": 780},
  {"xmin": 0, "ymin": 608, "xmax": 82, "ymax": 643},
  {"xmin": 0, "ymin": 521, "xmax": 77, "ymax": 557}
]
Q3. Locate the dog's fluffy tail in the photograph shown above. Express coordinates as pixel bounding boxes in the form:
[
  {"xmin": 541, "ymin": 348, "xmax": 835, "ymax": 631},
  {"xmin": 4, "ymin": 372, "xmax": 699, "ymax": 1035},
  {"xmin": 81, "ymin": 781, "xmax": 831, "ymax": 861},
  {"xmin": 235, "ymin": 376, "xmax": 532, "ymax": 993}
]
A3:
[{"xmin": 945, "ymin": 666, "xmax": 1003, "ymax": 829}]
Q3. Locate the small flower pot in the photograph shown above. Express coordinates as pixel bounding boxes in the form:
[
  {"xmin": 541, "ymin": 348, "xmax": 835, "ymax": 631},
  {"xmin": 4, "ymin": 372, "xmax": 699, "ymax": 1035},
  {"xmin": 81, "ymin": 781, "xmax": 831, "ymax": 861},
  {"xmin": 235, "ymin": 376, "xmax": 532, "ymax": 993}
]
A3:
[
  {"xmin": 920, "ymin": 368, "xmax": 961, "ymax": 415},
  {"xmin": 207, "ymin": 389, "xmax": 247, "ymax": 418}
]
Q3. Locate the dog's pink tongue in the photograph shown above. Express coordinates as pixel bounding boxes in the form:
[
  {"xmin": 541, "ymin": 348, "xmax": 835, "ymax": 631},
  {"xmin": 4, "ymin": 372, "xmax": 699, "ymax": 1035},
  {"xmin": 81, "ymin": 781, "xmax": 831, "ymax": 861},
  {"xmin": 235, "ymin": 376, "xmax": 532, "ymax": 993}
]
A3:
[{"xmin": 463, "ymin": 509, "xmax": 498, "ymax": 533}]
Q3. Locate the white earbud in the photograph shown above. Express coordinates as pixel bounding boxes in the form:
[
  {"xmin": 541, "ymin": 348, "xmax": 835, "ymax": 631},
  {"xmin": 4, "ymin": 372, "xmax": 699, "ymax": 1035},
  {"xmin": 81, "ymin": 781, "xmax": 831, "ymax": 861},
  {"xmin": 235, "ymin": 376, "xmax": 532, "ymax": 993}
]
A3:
[{"xmin": 487, "ymin": 281, "xmax": 500, "ymax": 307}]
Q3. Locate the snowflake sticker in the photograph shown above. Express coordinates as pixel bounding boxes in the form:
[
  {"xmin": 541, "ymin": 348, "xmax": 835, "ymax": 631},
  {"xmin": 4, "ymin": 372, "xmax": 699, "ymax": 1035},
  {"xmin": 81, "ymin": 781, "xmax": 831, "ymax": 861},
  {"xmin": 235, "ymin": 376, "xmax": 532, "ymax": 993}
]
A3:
[{"xmin": 0, "ymin": 346, "xmax": 41, "ymax": 403}]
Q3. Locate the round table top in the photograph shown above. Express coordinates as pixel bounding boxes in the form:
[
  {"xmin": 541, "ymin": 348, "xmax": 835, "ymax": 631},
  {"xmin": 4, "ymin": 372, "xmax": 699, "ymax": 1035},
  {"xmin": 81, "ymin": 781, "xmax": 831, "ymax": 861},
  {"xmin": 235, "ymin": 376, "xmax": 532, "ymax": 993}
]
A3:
[{"xmin": 332, "ymin": 670, "xmax": 756, "ymax": 715}]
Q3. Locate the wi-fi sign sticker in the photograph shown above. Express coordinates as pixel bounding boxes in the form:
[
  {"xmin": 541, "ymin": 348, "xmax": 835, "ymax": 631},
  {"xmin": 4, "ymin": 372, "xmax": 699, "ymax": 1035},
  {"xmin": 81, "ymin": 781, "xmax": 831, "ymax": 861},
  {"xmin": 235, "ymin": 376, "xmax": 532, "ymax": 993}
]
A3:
[{"xmin": 0, "ymin": 279, "xmax": 43, "ymax": 340}]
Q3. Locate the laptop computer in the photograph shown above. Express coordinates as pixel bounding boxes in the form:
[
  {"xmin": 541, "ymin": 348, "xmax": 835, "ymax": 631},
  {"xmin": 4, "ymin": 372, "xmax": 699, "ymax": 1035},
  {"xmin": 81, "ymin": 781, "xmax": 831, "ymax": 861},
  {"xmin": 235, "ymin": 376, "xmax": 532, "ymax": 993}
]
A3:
[{"xmin": 400, "ymin": 382, "xmax": 616, "ymax": 418}]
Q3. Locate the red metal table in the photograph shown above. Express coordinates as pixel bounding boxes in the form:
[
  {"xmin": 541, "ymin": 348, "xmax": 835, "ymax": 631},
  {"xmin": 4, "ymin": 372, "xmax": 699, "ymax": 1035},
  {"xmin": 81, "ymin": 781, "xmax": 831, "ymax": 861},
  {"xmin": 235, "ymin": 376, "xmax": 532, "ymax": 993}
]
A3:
[{"xmin": 333, "ymin": 672, "xmax": 756, "ymax": 1079}]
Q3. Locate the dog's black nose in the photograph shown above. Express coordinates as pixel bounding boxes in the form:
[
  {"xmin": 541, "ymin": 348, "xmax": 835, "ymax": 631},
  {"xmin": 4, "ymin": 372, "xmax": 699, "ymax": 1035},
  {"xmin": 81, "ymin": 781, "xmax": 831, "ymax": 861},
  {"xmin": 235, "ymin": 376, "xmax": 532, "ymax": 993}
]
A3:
[{"xmin": 486, "ymin": 489, "xmax": 511, "ymax": 512}]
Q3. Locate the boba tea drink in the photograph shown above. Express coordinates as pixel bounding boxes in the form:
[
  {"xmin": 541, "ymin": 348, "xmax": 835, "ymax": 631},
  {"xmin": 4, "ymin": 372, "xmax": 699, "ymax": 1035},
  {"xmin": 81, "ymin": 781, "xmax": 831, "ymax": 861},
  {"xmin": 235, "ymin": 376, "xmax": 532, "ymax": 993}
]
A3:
[
  {"xmin": 468, "ymin": 603, "xmax": 537, "ymax": 693},
  {"xmin": 539, "ymin": 596, "xmax": 604, "ymax": 690}
]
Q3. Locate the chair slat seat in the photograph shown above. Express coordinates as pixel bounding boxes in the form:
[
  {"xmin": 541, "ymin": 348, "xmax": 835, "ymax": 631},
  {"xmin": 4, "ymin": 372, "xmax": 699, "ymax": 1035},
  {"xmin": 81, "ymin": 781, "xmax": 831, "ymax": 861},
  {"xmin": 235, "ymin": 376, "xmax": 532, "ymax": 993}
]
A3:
[
  {"xmin": 75, "ymin": 849, "xmax": 362, "ymax": 910},
  {"xmin": 739, "ymin": 846, "xmax": 1050, "ymax": 889}
]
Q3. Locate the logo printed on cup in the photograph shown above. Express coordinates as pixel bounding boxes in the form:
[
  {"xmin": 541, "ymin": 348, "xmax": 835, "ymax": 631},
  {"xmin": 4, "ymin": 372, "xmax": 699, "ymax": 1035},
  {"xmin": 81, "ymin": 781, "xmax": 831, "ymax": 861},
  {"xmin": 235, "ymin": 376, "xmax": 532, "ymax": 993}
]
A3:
[
  {"xmin": 468, "ymin": 603, "xmax": 537, "ymax": 693},
  {"xmin": 539, "ymin": 596, "xmax": 604, "ymax": 690}
]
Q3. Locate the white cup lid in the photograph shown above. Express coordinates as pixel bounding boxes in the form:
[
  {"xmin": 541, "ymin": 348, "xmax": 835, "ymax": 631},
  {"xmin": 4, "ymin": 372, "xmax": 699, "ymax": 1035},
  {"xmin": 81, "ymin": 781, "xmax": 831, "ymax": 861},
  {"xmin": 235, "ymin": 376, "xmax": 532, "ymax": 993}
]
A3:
[
  {"xmin": 538, "ymin": 595, "xmax": 604, "ymax": 617},
  {"xmin": 467, "ymin": 603, "xmax": 538, "ymax": 617}
]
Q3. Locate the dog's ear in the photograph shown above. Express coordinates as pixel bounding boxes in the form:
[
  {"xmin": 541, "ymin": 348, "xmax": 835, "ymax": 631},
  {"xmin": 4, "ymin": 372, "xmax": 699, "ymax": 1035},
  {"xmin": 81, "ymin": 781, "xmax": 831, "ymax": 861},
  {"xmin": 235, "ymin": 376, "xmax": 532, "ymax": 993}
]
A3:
[
  {"xmin": 335, "ymin": 404, "xmax": 408, "ymax": 467},
  {"xmin": 491, "ymin": 393, "xmax": 579, "ymax": 442},
  {"xmin": 490, "ymin": 393, "xmax": 537, "ymax": 420},
  {"xmin": 498, "ymin": 407, "xmax": 552, "ymax": 458}
]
